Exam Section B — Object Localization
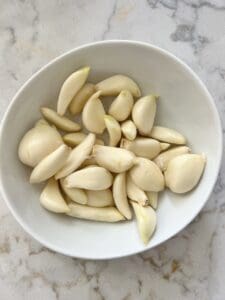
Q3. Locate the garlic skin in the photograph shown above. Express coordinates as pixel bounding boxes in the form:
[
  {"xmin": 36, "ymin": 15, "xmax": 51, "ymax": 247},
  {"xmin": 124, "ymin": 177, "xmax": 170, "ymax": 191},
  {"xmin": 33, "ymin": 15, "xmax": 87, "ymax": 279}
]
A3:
[
  {"xmin": 67, "ymin": 203, "xmax": 125, "ymax": 222},
  {"xmin": 130, "ymin": 157, "xmax": 165, "ymax": 192},
  {"xmin": 95, "ymin": 75, "xmax": 141, "ymax": 97},
  {"xmin": 87, "ymin": 189, "xmax": 114, "ymax": 207},
  {"xmin": 146, "ymin": 192, "xmax": 158, "ymax": 209},
  {"xmin": 154, "ymin": 146, "xmax": 190, "ymax": 171},
  {"xmin": 165, "ymin": 154, "xmax": 206, "ymax": 193},
  {"xmin": 109, "ymin": 90, "xmax": 134, "ymax": 121},
  {"xmin": 40, "ymin": 178, "xmax": 69, "ymax": 213},
  {"xmin": 113, "ymin": 172, "xmax": 132, "ymax": 220},
  {"xmin": 60, "ymin": 179, "xmax": 88, "ymax": 205},
  {"xmin": 63, "ymin": 132, "xmax": 104, "ymax": 147},
  {"xmin": 93, "ymin": 145, "xmax": 135, "ymax": 173},
  {"xmin": 69, "ymin": 83, "xmax": 95, "ymax": 115},
  {"xmin": 104, "ymin": 115, "xmax": 121, "ymax": 146},
  {"xmin": 18, "ymin": 122, "xmax": 63, "ymax": 167},
  {"xmin": 121, "ymin": 120, "xmax": 137, "ymax": 141},
  {"xmin": 82, "ymin": 91, "xmax": 106, "ymax": 134},
  {"xmin": 132, "ymin": 95, "xmax": 157, "ymax": 135},
  {"xmin": 150, "ymin": 126, "xmax": 186, "ymax": 145},
  {"xmin": 126, "ymin": 173, "xmax": 148, "ymax": 206},
  {"xmin": 131, "ymin": 201, "xmax": 157, "ymax": 244},
  {"xmin": 57, "ymin": 66, "xmax": 90, "ymax": 115},
  {"xmin": 64, "ymin": 166, "xmax": 113, "ymax": 190}
]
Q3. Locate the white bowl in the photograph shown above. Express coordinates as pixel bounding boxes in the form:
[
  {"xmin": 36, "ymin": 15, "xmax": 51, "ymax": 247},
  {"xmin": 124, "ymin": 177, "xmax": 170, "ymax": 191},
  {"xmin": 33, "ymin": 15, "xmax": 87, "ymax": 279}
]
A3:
[{"xmin": 0, "ymin": 41, "xmax": 222, "ymax": 259}]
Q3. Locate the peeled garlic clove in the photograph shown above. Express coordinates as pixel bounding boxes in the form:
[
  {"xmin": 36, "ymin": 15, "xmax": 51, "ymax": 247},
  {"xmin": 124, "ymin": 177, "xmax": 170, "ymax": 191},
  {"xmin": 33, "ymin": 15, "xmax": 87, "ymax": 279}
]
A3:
[
  {"xmin": 69, "ymin": 83, "xmax": 95, "ymax": 115},
  {"xmin": 146, "ymin": 192, "xmax": 158, "ymax": 209},
  {"xmin": 104, "ymin": 115, "xmax": 121, "ymax": 146},
  {"xmin": 95, "ymin": 75, "xmax": 141, "ymax": 97},
  {"xmin": 154, "ymin": 146, "xmax": 190, "ymax": 171},
  {"xmin": 57, "ymin": 66, "xmax": 90, "ymax": 115},
  {"xmin": 81, "ymin": 157, "xmax": 98, "ymax": 168},
  {"xmin": 40, "ymin": 178, "xmax": 69, "ymax": 213},
  {"xmin": 130, "ymin": 157, "xmax": 165, "ymax": 192},
  {"xmin": 67, "ymin": 203, "xmax": 125, "ymax": 222},
  {"xmin": 150, "ymin": 126, "xmax": 186, "ymax": 145},
  {"xmin": 63, "ymin": 132, "xmax": 104, "ymax": 147},
  {"xmin": 60, "ymin": 179, "xmax": 88, "ymax": 205},
  {"xmin": 121, "ymin": 120, "xmax": 137, "ymax": 141},
  {"xmin": 82, "ymin": 91, "xmax": 105, "ymax": 134},
  {"xmin": 132, "ymin": 95, "xmax": 157, "ymax": 135},
  {"xmin": 109, "ymin": 90, "xmax": 134, "ymax": 121},
  {"xmin": 113, "ymin": 173, "xmax": 132, "ymax": 220},
  {"xmin": 30, "ymin": 144, "xmax": 70, "ymax": 183},
  {"xmin": 131, "ymin": 201, "xmax": 156, "ymax": 244},
  {"xmin": 127, "ymin": 173, "xmax": 148, "ymax": 206},
  {"xmin": 165, "ymin": 154, "xmax": 206, "ymax": 193},
  {"xmin": 64, "ymin": 166, "xmax": 113, "ymax": 190},
  {"xmin": 160, "ymin": 143, "xmax": 170, "ymax": 151},
  {"xmin": 93, "ymin": 145, "xmax": 135, "ymax": 173},
  {"xmin": 87, "ymin": 189, "xmax": 114, "ymax": 207},
  {"xmin": 41, "ymin": 107, "xmax": 80, "ymax": 132},
  {"xmin": 121, "ymin": 137, "xmax": 162, "ymax": 160}
]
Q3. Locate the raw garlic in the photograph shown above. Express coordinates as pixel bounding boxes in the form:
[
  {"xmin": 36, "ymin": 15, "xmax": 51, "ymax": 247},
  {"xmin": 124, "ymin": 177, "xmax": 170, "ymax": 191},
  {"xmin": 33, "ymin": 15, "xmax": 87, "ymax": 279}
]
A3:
[
  {"xmin": 126, "ymin": 173, "xmax": 148, "ymax": 206},
  {"xmin": 104, "ymin": 115, "xmax": 121, "ymax": 146},
  {"xmin": 109, "ymin": 90, "xmax": 134, "ymax": 121},
  {"xmin": 146, "ymin": 192, "xmax": 158, "ymax": 209},
  {"xmin": 60, "ymin": 179, "xmax": 88, "ymax": 205},
  {"xmin": 63, "ymin": 132, "xmax": 104, "ymax": 147},
  {"xmin": 87, "ymin": 189, "xmax": 114, "ymax": 207},
  {"xmin": 150, "ymin": 126, "xmax": 186, "ymax": 145},
  {"xmin": 121, "ymin": 120, "xmax": 137, "ymax": 141}
]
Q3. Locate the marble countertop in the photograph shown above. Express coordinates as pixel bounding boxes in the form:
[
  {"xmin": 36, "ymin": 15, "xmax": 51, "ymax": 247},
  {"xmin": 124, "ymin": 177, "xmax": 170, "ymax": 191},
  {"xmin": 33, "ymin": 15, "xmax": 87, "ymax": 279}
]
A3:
[{"xmin": 0, "ymin": 0, "xmax": 225, "ymax": 299}]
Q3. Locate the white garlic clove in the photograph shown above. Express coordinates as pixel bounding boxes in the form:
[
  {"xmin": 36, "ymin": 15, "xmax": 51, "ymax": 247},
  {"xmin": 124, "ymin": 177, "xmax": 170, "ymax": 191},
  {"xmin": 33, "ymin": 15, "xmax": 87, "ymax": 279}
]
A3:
[
  {"xmin": 81, "ymin": 157, "xmax": 98, "ymax": 168},
  {"xmin": 40, "ymin": 178, "xmax": 69, "ymax": 213},
  {"xmin": 130, "ymin": 157, "xmax": 165, "ymax": 192},
  {"xmin": 57, "ymin": 66, "xmax": 90, "ymax": 115},
  {"xmin": 132, "ymin": 95, "xmax": 157, "ymax": 135},
  {"xmin": 104, "ymin": 115, "xmax": 121, "ymax": 146},
  {"xmin": 127, "ymin": 173, "xmax": 148, "ymax": 206},
  {"xmin": 150, "ymin": 126, "xmax": 186, "ymax": 145},
  {"xmin": 95, "ymin": 75, "xmax": 141, "ymax": 97},
  {"xmin": 60, "ymin": 179, "xmax": 88, "ymax": 205},
  {"xmin": 30, "ymin": 144, "xmax": 70, "ymax": 183},
  {"xmin": 55, "ymin": 133, "xmax": 95, "ymax": 179},
  {"xmin": 154, "ymin": 146, "xmax": 190, "ymax": 171},
  {"xmin": 146, "ymin": 192, "xmax": 158, "ymax": 209},
  {"xmin": 69, "ymin": 83, "xmax": 95, "ymax": 115},
  {"xmin": 131, "ymin": 201, "xmax": 157, "ymax": 244},
  {"xmin": 121, "ymin": 120, "xmax": 137, "ymax": 141},
  {"xmin": 41, "ymin": 107, "xmax": 80, "ymax": 132},
  {"xmin": 109, "ymin": 90, "xmax": 134, "ymax": 121},
  {"xmin": 93, "ymin": 145, "xmax": 135, "ymax": 173},
  {"xmin": 64, "ymin": 166, "xmax": 113, "ymax": 190},
  {"xmin": 164, "ymin": 153, "xmax": 206, "ymax": 193},
  {"xmin": 113, "ymin": 172, "xmax": 132, "ymax": 220},
  {"xmin": 87, "ymin": 189, "xmax": 114, "ymax": 207},
  {"xmin": 67, "ymin": 203, "xmax": 125, "ymax": 222},
  {"xmin": 82, "ymin": 91, "xmax": 106, "ymax": 134},
  {"xmin": 160, "ymin": 143, "xmax": 170, "ymax": 151},
  {"xmin": 63, "ymin": 132, "xmax": 104, "ymax": 147}
]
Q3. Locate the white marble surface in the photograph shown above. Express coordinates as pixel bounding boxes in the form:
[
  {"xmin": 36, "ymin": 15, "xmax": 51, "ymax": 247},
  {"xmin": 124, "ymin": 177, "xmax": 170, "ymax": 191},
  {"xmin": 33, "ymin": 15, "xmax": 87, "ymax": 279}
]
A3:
[{"xmin": 0, "ymin": 0, "xmax": 225, "ymax": 299}]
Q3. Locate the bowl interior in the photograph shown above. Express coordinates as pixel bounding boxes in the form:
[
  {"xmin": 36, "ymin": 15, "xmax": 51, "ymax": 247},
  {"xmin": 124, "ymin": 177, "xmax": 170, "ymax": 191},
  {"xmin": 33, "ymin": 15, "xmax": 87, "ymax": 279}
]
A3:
[{"xmin": 0, "ymin": 41, "xmax": 222, "ymax": 259}]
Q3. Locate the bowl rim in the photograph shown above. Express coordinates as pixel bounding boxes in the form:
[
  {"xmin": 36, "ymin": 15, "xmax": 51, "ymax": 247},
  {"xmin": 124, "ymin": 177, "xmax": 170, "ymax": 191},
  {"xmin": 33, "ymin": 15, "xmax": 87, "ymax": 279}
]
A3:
[{"xmin": 0, "ymin": 40, "xmax": 223, "ymax": 260}]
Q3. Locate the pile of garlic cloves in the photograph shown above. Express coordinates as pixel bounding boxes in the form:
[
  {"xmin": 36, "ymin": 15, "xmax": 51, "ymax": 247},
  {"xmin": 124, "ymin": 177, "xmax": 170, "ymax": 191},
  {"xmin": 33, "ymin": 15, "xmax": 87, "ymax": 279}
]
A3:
[{"xmin": 18, "ymin": 67, "xmax": 206, "ymax": 245}]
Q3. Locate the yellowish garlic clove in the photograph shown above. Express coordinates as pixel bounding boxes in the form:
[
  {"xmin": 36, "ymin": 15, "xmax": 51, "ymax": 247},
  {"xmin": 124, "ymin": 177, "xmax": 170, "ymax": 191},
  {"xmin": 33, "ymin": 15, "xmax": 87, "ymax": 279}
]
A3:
[
  {"xmin": 104, "ymin": 115, "xmax": 121, "ymax": 146},
  {"xmin": 160, "ymin": 143, "xmax": 170, "ymax": 151},
  {"xmin": 121, "ymin": 120, "xmax": 137, "ymax": 141},
  {"xmin": 87, "ymin": 189, "xmax": 114, "ymax": 207},
  {"xmin": 164, "ymin": 153, "xmax": 206, "ymax": 193},
  {"xmin": 150, "ymin": 126, "xmax": 186, "ymax": 145},
  {"xmin": 60, "ymin": 179, "xmax": 88, "ymax": 205},
  {"xmin": 40, "ymin": 178, "xmax": 69, "ymax": 213},
  {"xmin": 113, "ymin": 172, "xmax": 132, "ymax": 220},
  {"xmin": 57, "ymin": 66, "xmax": 90, "ymax": 115},
  {"xmin": 146, "ymin": 192, "xmax": 158, "ymax": 209},
  {"xmin": 63, "ymin": 132, "xmax": 104, "ymax": 147},
  {"xmin": 95, "ymin": 74, "xmax": 141, "ymax": 97},
  {"xmin": 108, "ymin": 90, "xmax": 134, "ymax": 121},
  {"xmin": 81, "ymin": 157, "xmax": 98, "ymax": 168},
  {"xmin": 126, "ymin": 173, "xmax": 148, "ymax": 206},
  {"xmin": 132, "ymin": 95, "xmax": 157, "ymax": 135}
]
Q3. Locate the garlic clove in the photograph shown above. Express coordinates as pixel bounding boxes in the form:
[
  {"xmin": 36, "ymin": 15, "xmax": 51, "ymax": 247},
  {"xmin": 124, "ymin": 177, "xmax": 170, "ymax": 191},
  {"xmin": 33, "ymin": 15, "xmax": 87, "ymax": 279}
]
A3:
[
  {"xmin": 64, "ymin": 166, "xmax": 113, "ymax": 190},
  {"xmin": 127, "ymin": 173, "xmax": 148, "ymax": 206},
  {"xmin": 40, "ymin": 178, "xmax": 69, "ymax": 213},
  {"xmin": 69, "ymin": 83, "xmax": 95, "ymax": 115},
  {"xmin": 146, "ymin": 192, "xmax": 158, "ymax": 209},
  {"xmin": 150, "ymin": 126, "xmax": 186, "ymax": 145},
  {"xmin": 132, "ymin": 95, "xmax": 157, "ymax": 135},
  {"xmin": 57, "ymin": 66, "xmax": 90, "ymax": 115},
  {"xmin": 81, "ymin": 157, "xmax": 98, "ymax": 168},
  {"xmin": 113, "ymin": 172, "xmax": 132, "ymax": 220},
  {"xmin": 121, "ymin": 120, "xmax": 137, "ymax": 141},
  {"xmin": 63, "ymin": 132, "xmax": 104, "ymax": 147},
  {"xmin": 130, "ymin": 157, "xmax": 165, "ymax": 192},
  {"xmin": 55, "ymin": 133, "xmax": 95, "ymax": 179},
  {"xmin": 82, "ymin": 91, "xmax": 106, "ymax": 134},
  {"xmin": 164, "ymin": 153, "xmax": 206, "ymax": 193},
  {"xmin": 41, "ymin": 107, "xmax": 80, "ymax": 132},
  {"xmin": 60, "ymin": 179, "xmax": 88, "ymax": 205},
  {"xmin": 154, "ymin": 146, "xmax": 190, "ymax": 171},
  {"xmin": 109, "ymin": 90, "xmax": 134, "ymax": 121},
  {"xmin": 87, "ymin": 189, "xmax": 114, "ymax": 207},
  {"xmin": 160, "ymin": 143, "xmax": 170, "ymax": 151},
  {"xmin": 66, "ymin": 203, "xmax": 125, "ymax": 222},
  {"xmin": 95, "ymin": 75, "xmax": 141, "ymax": 97},
  {"xmin": 35, "ymin": 119, "xmax": 49, "ymax": 127},
  {"xmin": 93, "ymin": 145, "xmax": 135, "ymax": 173},
  {"xmin": 131, "ymin": 201, "xmax": 157, "ymax": 244},
  {"xmin": 30, "ymin": 144, "xmax": 70, "ymax": 183},
  {"xmin": 104, "ymin": 115, "xmax": 121, "ymax": 146}
]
